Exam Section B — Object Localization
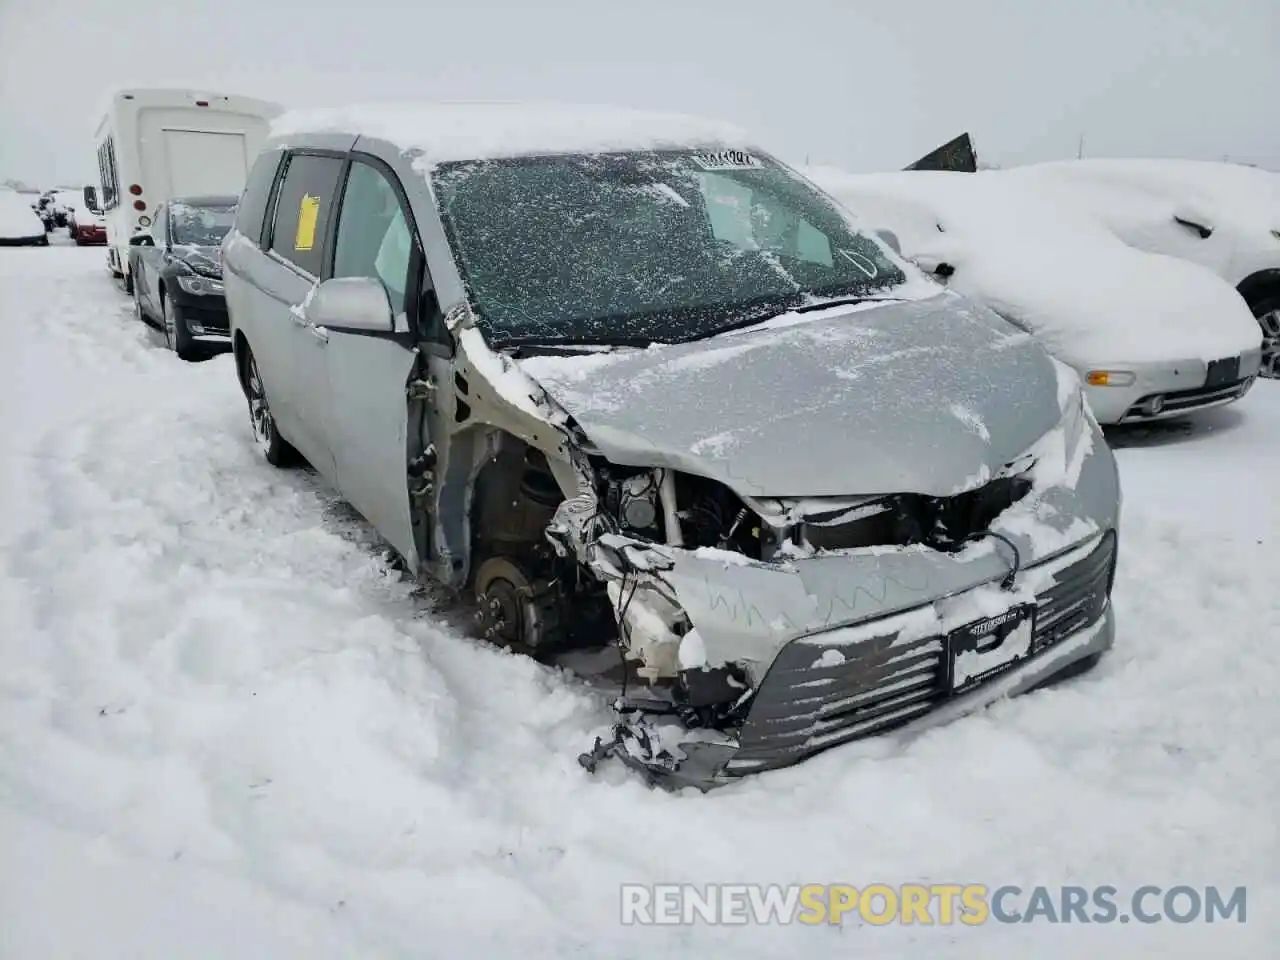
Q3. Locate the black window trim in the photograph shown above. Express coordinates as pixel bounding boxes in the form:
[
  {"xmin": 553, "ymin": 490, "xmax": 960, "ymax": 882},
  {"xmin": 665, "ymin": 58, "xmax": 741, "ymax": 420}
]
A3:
[{"xmin": 263, "ymin": 147, "xmax": 350, "ymax": 282}]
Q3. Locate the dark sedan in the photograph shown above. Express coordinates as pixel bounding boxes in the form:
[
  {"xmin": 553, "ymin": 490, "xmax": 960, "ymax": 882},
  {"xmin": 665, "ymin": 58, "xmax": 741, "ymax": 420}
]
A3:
[{"xmin": 129, "ymin": 195, "xmax": 237, "ymax": 360}]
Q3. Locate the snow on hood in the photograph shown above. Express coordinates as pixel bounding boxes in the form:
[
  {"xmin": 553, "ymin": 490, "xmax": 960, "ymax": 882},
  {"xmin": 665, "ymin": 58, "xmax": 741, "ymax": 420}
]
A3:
[
  {"xmin": 810, "ymin": 167, "xmax": 1262, "ymax": 365},
  {"xmin": 517, "ymin": 294, "xmax": 1063, "ymax": 499},
  {"xmin": 1008, "ymin": 158, "xmax": 1280, "ymax": 240},
  {"xmin": 0, "ymin": 191, "xmax": 45, "ymax": 239},
  {"xmin": 172, "ymin": 245, "xmax": 222, "ymax": 277},
  {"xmin": 271, "ymin": 102, "xmax": 750, "ymax": 167}
]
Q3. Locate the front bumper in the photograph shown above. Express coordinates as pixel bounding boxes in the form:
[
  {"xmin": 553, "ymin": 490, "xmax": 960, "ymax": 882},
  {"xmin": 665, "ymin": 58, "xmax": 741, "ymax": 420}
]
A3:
[
  {"xmin": 587, "ymin": 421, "xmax": 1122, "ymax": 788},
  {"xmin": 611, "ymin": 532, "xmax": 1116, "ymax": 789},
  {"xmin": 74, "ymin": 224, "xmax": 107, "ymax": 244},
  {"xmin": 170, "ymin": 293, "xmax": 231, "ymax": 343},
  {"xmin": 1083, "ymin": 348, "xmax": 1262, "ymax": 424}
]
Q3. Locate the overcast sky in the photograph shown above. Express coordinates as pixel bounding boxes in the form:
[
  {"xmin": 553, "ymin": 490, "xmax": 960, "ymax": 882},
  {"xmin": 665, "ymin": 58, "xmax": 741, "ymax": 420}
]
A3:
[{"xmin": 1, "ymin": 0, "xmax": 1276, "ymax": 186}]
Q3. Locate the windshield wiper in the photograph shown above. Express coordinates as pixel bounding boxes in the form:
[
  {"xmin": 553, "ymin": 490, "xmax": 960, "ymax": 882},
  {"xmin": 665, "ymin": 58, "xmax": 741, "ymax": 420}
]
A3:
[
  {"xmin": 675, "ymin": 297, "xmax": 805, "ymax": 343},
  {"xmin": 791, "ymin": 294, "xmax": 908, "ymax": 314},
  {"xmin": 502, "ymin": 336, "xmax": 651, "ymax": 358}
]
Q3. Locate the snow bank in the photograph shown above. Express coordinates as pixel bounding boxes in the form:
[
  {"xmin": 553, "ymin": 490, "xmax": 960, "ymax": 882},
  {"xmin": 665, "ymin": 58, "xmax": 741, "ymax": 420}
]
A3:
[
  {"xmin": 809, "ymin": 167, "xmax": 1262, "ymax": 365},
  {"xmin": 271, "ymin": 102, "xmax": 751, "ymax": 166},
  {"xmin": 2, "ymin": 249, "xmax": 1278, "ymax": 958}
]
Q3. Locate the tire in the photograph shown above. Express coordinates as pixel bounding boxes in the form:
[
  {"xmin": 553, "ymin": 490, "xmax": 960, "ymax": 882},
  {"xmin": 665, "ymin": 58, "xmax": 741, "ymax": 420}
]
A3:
[
  {"xmin": 1247, "ymin": 289, "xmax": 1280, "ymax": 380},
  {"xmin": 132, "ymin": 282, "xmax": 146, "ymax": 326},
  {"xmin": 243, "ymin": 346, "xmax": 298, "ymax": 467},
  {"xmin": 164, "ymin": 295, "xmax": 198, "ymax": 361}
]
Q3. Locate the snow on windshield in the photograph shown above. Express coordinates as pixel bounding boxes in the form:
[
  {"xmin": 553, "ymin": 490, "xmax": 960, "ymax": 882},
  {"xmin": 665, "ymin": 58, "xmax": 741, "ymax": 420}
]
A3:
[
  {"xmin": 432, "ymin": 150, "xmax": 909, "ymax": 346},
  {"xmin": 169, "ymin": 202, "xmax": 236, "ymax": 247}
]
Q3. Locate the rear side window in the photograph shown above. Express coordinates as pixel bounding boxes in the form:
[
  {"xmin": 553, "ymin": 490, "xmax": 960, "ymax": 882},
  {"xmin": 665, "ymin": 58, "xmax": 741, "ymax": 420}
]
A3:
[
  {"xmin": 267, "ymin": 152, "xmax": 345, "ymax": 277},
  {"xmin": 235, "ymin": 149, "xmax": 283, "ymax": 245}
]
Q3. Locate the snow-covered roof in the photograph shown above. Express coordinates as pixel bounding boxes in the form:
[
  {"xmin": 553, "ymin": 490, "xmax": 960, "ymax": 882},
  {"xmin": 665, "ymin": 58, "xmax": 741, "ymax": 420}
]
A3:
[{"xmin": 270, "ymin": 102, "xmax": 752, "ymax": 164}]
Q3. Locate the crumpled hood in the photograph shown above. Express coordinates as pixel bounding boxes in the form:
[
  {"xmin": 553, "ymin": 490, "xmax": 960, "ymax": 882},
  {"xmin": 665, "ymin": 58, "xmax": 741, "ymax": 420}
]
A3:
[
  {"xmin": 172, "ymin": 244, "xmax": 222, "ymax": 278},
  {"xmin": 517, "ymin": 293, "xmax": 1067, "ymax": 498}
]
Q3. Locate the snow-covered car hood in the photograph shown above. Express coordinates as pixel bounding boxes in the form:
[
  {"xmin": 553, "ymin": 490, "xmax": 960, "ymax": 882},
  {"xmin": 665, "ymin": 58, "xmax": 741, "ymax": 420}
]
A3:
[
  {"xmin": 172, "ymin": 244, "xmax": 222, "ymax": 278},
  {"xmin": 517, "ymin": 293, "xmax": 1064, "ymax": 499},
  {"xmin": 808, "ymin": 167, "xmax": 1262, "ymax": 365},
  {"xmin": 0, "ymin": 193, "xmax": 46, "ymax": 239}
]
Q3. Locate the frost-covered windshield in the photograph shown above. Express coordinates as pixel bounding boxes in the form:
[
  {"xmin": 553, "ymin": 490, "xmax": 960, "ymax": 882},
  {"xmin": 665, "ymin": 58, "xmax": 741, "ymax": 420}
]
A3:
[
  {"xmin": 170, "ymin": 202, "xmax": 236, "ymax": 247},
  {"xmin": 432, "ymin": 149, "xmax": 908, "ymax": 346}
]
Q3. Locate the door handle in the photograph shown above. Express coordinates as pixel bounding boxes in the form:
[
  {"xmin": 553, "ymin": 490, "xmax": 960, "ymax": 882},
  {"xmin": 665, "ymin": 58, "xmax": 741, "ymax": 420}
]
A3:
[{"xmin": 309, "ymin": 325, "xmax": 329, "ymax": 343}]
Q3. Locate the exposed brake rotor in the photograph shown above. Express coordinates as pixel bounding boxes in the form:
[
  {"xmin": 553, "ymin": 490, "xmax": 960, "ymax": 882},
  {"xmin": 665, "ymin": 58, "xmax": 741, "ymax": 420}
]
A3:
[{"xmin": 473, "ymin": 556, "xmax": 558, "ymax": 652}]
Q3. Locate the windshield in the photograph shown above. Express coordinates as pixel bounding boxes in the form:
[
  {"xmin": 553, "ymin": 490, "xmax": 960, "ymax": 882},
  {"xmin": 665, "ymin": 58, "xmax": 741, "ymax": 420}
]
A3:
[
  {"xmin": 431, "ymin": 149, "xmax": 908, "ymax": 345},
  {"xmin": 170, "ymin": 202, "xmax": 236, "ymax": 246}
]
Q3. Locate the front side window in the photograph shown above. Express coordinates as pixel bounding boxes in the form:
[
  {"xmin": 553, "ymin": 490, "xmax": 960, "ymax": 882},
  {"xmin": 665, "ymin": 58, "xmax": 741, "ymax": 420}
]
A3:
[
  {"xmin": 169, "ymin": 201, "xmax": 236, "ymax": 247},
  {"xmin": 431, "ymin": 149, "xmax": 908, "ymax": 346},
  {"xmin": 332, "ymin": 160, "xmax": 413, "ymax": 311},
  {"xmin": 268, "ymin": 153, "xmax": 345, "ymax": 276}
]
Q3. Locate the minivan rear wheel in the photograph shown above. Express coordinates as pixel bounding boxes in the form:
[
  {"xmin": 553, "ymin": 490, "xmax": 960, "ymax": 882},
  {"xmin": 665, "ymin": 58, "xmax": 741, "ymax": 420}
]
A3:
[{"xmin": 244, "ymin": 348, "xmax": 298, "ymax": 467}]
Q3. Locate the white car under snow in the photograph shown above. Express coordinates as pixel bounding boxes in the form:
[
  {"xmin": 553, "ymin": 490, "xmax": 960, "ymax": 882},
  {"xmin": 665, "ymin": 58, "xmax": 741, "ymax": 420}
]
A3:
[
  {"xmin": 808, "ymin": 167, "xmax": 1264, "ymax": 425},
  {"xmin": 0, "ymin": 190, "xmax": 49, "ymax": 246},
  {"xmin": 1001, "ymin": 159, "xmax": 1280, "ymax": 379}
]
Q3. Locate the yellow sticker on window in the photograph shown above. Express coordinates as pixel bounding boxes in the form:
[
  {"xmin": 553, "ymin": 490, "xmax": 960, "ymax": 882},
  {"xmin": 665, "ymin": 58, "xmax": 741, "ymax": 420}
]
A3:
[{"xmin": 295, "ymin": 194, "xmax": 320, "ymax": 251}]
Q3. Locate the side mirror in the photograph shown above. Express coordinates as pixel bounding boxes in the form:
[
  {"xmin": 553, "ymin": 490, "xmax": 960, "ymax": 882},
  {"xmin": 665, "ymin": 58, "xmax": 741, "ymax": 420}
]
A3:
[
  {"xmin": 874, "ymin": 229, "xmax": 902, "ymax": 255},
  {"xmin": 1172, "ymin": 204, "xmax": 1213, "ymax": 239},
  {"xmin": 83, "ymin": 186, "xmax": 98, "ymax": 212},
  {"xmin": 913, "ymin": 252, "xmax": 955, "ymax": 279},
  {"xmin": 129, "ymin": 233, "xmax": 154, "ymax": 246},
  {"xmin": 307, "ymin": 276, "xmax": 394, "ymax": 333}
]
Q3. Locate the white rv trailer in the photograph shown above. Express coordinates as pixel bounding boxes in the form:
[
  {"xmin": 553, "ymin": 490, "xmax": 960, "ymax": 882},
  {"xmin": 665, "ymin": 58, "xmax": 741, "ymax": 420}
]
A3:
[{"xmin": 94, "ymin": 89, "xmax": 282, "ymax": 286}]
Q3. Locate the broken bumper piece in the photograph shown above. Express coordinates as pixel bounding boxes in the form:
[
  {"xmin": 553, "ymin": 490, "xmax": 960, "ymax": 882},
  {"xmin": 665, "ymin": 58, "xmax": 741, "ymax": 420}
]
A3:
[{"xmin": 582, "ymin": 530, "xmax": 1117, "ymax": 790}]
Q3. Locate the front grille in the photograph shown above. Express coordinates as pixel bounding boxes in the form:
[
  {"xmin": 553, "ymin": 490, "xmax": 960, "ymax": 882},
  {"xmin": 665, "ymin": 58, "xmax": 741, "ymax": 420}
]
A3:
[
  {"xmin": 1125, "ymin": 378, "xmax": 1249, "ymax": 418},
  {"xmin": 727, "ymin": 531, "xmax": 1116, "ymax": 773}
]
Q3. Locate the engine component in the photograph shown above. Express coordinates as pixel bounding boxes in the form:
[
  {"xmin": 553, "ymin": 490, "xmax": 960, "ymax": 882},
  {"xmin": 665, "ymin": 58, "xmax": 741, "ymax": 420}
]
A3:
[
  {"xmin": 613, "ymin": 580, "xmax": 690, "ymax": 682},
  {"xmin": 619, "ymin": 471, "xmax": 659, "ymax": 532}
]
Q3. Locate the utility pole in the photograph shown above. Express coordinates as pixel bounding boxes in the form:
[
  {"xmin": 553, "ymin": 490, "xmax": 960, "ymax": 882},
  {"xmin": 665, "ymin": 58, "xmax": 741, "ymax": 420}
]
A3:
[{"xmin": 1077, "ymin": 133, "xmax": 1085, "ymax": 159}]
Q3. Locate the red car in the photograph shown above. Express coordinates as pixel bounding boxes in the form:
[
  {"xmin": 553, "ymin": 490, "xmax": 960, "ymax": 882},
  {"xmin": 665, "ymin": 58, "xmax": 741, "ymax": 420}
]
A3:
[{"xmin": 67, "ymin": 204, "xmax": 107, "ymax": 245}]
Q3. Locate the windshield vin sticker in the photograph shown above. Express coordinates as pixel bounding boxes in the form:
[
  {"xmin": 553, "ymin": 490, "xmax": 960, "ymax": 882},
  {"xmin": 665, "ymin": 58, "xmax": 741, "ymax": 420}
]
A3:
[{"xmin": 691, "ymin": 150, "xmax": 762, "ymax": 170}]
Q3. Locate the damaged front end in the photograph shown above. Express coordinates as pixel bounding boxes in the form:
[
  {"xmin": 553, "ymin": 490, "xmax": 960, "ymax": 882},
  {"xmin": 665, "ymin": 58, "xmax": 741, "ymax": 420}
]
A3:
[
  {"xmin": 538, "ymin": 416, "xmax": 1117, "ymax": 789},
  {"xmin": 441, "ymin": 303, "xmax": 1121, "ymax": 790}
]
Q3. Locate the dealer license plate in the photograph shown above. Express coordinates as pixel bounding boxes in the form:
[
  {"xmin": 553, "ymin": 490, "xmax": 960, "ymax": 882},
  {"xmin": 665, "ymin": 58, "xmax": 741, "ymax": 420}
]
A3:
[{"xmin": 949, "ymin": 604, "xmax": 1037, "ymax": 693}]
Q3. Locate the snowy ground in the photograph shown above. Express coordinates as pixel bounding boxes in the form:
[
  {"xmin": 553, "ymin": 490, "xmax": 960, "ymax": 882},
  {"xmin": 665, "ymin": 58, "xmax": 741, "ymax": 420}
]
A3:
[{"xmin": 1, "ymin": 242, "xmax": 1277, "ymax": 959}]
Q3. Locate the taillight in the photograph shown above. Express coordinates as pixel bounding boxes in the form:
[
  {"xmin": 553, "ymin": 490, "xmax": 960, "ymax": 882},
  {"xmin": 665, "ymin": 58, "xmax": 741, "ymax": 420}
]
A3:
[
  {"xmin": 195, "ymin": 100, "xmax": 209, "ymax": 107},
  {"xmin": 134, "ymin": 200, "xmax": 146, "ymax": 211},
  {"xmin": 129, "ymin": 184, "xmax": 142, "ymax": 196}
]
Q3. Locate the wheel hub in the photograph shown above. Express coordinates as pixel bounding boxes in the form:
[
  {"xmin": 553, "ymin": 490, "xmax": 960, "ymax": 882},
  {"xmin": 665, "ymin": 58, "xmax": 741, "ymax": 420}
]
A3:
[
  {"xmin": 473, "ymin": 557, "xmax": 552, "ymax": 651},
  {"xmin": 246, "ymin": 360, "xmax": 273, "ymax": 450},
  {"xmin": 1257, "ymin": 308, "xmax": 1280, "ymax": 380}
]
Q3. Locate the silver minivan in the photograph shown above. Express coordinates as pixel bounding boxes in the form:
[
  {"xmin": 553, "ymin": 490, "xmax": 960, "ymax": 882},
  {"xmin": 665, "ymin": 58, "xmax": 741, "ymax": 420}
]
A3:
[{"xmin": 222, "ymin": 104, "xmax": 1121, "ymax": 788}]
